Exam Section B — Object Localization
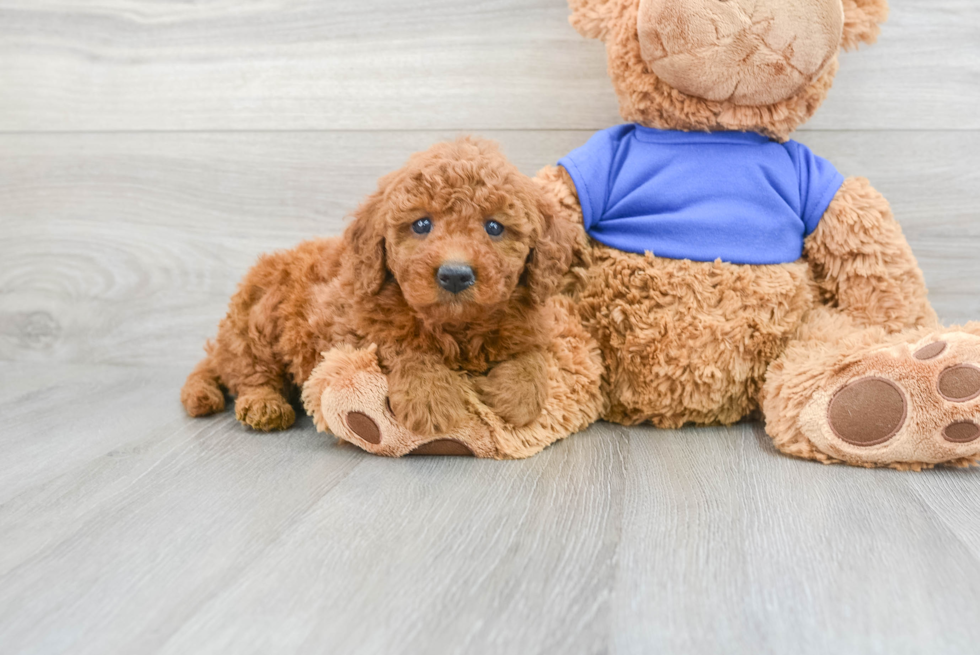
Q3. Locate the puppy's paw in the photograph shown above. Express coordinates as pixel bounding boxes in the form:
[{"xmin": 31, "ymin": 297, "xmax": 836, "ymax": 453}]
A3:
[
  {"xmin": 181, "ymin": 381, "xmax": 225, "ymax": 417},
  {"xmin": 235, "ymin": 388, "xmax": 296, "ymax": 431},
  {"xmin": 389, "ymin": 375, "xmax": 468, "ymax": 437},
  {"xmin": 476, "ymin": 356, "xmax": 548, "ymax": 428}
]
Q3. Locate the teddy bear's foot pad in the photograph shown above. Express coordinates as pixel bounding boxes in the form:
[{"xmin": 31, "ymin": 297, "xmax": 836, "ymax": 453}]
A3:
[
  {"xmin": 345, "ymin": 411, "xmax": 382, "ymax": 444},
  {"xmin": 406, "ymin": 440, "xmax": 475, "ymax": 456},
  {"xmin": 343, "ymin": 409, "xmax": 475, "ymax": 455},
  {"xmin": 945, "ymin": 421, "xmax": 980, "ymax": 443},
  {"xmin": 827, "ymin": 377, "xmax": 908, "ymax": 446},
  {"xmin": 337, "ymin": 401, "xmax": 482, "ymax": 456},
  {"xmin": 344, "ymin": 407, "xmax": 475, "ymax": 455},
  {"xmin": 802, "ymin": 333, "xmax": 980, "ymax": 467},
  {"xmin": 937, "ymin": 364, "xmax": 980, "ymax": 402}
]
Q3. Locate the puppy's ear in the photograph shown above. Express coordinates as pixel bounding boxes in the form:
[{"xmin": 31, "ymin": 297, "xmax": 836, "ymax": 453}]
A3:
[
  {"xmin": 841, "ymin": 0, "xmax": 889, "ymax": 51},
  {"xmin": 524, "ymin": 189, "xmax": 580, "ymax": 305},
  {"xmin": 344, "ymin": 189, "xmax": 388, "ymax": 296},
  {"xmin": 568, "ymin": 0, "xmax": 618, "ymax": 41}
]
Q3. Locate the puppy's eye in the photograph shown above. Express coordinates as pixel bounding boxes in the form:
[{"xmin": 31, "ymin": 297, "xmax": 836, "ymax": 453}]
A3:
[
  {"xmin": 411, "ymin": 218, "xmax": 432, "ymax": 235},
  {"xmin": 484, "ymin": 220, "xmax": 504, "ymax": 237}
]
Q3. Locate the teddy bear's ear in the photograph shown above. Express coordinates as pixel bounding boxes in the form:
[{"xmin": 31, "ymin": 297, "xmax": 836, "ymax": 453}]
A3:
[
  {"xmin": 841, "ymin": 0, "xmax": 889, "ymax": 51},
  {"xmin": 568, "ymin": 0, "xmax": 619, "ymax": 41}
]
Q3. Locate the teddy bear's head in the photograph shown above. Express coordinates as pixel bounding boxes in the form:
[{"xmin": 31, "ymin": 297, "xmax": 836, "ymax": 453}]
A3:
[{"xmin": 570, "ymin": 0, "xmax": 888, "ymax": 140}]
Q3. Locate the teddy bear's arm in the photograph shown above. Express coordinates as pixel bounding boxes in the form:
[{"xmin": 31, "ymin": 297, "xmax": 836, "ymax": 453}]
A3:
[{"xmin": 803, "ymin": 176, "xmax": 937, "ymax": 333}]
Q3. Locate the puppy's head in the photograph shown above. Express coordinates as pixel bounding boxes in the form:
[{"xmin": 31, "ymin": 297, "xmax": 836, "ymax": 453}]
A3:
[{"xmin": 345, "ymin": 138, "xmax": 574, "ymax": 318}]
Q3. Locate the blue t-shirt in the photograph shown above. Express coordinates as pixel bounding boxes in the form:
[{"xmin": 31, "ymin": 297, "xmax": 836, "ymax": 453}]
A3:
[{"xmin": 557, "ymin": 124, "xmax": 844, "ymax": 265}]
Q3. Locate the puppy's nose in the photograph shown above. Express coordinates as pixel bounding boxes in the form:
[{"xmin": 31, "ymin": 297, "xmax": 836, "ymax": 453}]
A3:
[{"xmin": 436, "ymin": 262, "xmax": 476, "ymax": 294}]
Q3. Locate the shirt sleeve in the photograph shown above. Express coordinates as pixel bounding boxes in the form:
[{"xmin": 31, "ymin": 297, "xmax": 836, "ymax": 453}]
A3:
[
  {"xmin": 788, "ymin": 141, "xmax": 846, "ymax": 236},
  {"xmin": 557, "ymin": 126, "xmax": 629, "ymax": 232}
]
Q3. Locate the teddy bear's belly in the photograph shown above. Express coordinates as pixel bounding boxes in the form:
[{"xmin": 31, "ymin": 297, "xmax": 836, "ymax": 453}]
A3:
[{"xmin": 577, "ymin": 244, "xmax": 813, "ymax": 427}]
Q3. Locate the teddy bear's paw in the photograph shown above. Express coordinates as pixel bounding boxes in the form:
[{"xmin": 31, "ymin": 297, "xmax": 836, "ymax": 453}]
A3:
[
  {"xmin": 302, "ymin": 347, "xmax": 496, "ymax": 457},
  {"xmin": 235, "ymin": 388, "xmax": 296, "ymax": 432},
  {"xmin": 800, "ymin": 331, "xmax": 980, "ymax": 469},
  {"xmin": 337, "ymin": 401, "xmax": 480, "ymax": 457}
]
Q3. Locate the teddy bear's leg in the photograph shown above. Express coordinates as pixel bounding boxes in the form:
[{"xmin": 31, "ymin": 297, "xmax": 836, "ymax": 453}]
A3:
[
  {"xmin": 762, "ymin": 308, "xmax": 980, "ymax": 469},
  {"xmin": 762, "ymin": 176, "xmax": 980, "ymax": 468},
  {"xmin": 762, "ymin": 178, "xmax": 980, "ymax": 469}
]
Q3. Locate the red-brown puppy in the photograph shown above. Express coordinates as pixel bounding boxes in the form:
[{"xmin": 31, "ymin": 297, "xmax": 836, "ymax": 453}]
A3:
[{"xmin": 181, "ymin": 137, "xmax": 577, "ymax": 436}]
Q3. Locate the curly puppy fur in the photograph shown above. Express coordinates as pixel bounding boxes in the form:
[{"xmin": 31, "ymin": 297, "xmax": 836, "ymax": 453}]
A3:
[{"xmin": 182, "ymin": 137, "xmax": 577, "ymax": 434}]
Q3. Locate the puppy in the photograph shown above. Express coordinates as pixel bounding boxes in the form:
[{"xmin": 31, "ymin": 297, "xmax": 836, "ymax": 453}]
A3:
[{"xmin": 181, "ymin": 137, "xmax": 578, "ymax": 436}]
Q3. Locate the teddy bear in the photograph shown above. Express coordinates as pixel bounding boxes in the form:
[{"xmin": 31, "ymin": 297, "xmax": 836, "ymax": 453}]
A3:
[{"xmin": 306, "ymin": 0, "xmax": 980, "ymax": 470}]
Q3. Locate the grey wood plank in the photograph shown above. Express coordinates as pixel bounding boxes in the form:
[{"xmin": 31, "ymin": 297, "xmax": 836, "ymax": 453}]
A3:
[
  {"xmin": 152, "ymin": 424, "xmax": 626, "ymax": 655},
  {"xmin": 608, "ymin": 423, "xmax": 980, "ymax": 655},
  {"xmin": 3, "ymin": 374, "xmax": 980, "ymax": 655},
  {"xmin": 0, "ymin": 0, "xmax": 976, "ymax": 132},
  {"xmin": 2, "ymin": 129, "xmax": 980, "ymax": 370},
  {"xmin": 0, "ymin": 370, "xmax": 368, "ymax": 654},
  {"xmin": 0, "ymin": 377, "xmax": 625, "ymax": 655},
  {"xmin": 0, "ymin": 364, "xmax": 193, "ymax": 504}
]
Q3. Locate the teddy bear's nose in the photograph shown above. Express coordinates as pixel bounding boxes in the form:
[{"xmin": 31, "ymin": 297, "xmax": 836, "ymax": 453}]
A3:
[{"xmin": 437, "ymin": 262, "xmax": 476, "ymax": 294}]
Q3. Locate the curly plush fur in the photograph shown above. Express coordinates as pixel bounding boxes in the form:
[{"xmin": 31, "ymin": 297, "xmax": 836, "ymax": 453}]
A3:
[
  {"xmin": 560, "ymin": 173, "xmax": 933, "ymax": 425},
  {"xmin": 570, "ymin": 0, "xmax": 888, "ymax": 141},
  {"xmin": 182, "ymin": 138, "xmax": 580, "ymax": 437},
  {"xmin": 553, "ymin": 0, "xmax": 980, "ymax": 469}
]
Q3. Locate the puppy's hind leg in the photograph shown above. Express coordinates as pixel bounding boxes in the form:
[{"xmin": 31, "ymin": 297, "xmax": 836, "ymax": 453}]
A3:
[
  {"xmin": 229, "ymin": 331, "xmax": 297, "ymax": 432},
  {"xmin": 181, "ymin": 346, "xmax": 226, "ymax": 418}
]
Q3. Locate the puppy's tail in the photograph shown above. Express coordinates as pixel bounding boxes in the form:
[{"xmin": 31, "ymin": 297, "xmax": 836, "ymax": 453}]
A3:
[{"xmin": 181, "ymin": 343, "xmax": 226, "ymax": 417}]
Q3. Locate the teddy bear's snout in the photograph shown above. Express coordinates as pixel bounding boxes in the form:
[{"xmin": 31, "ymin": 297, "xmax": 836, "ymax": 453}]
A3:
[{"xmin": 637, "ymin": 0, "xmax": 843, "ymax": 106}]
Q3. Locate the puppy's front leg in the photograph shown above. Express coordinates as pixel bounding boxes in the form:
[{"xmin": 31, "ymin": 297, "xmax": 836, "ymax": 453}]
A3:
[
  {"xmin": 475, "ymin": 350, "xmax": 549, "ymax": 428},
  {"xmin": 387, "ymin": 354, "xmax": 470, "ymax": 437}
]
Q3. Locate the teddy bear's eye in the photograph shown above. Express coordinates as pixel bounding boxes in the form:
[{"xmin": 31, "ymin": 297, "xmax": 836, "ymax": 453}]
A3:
[
  {"xmin": 411, "ymin": 218, "xmax": 432, "ymax": 235},
  {"xmin": 484, "ymin": 220, "xmax": 504, "ymax": 237}
]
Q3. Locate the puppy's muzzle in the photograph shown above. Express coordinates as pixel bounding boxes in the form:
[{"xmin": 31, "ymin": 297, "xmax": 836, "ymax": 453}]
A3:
[{"xmin": 437, "ymin": 262, "xmax": 476, "ymax": 294}]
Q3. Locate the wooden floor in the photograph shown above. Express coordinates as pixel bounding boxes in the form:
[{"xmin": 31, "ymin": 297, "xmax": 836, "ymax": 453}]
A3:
[{"xmin": 2, "ymin": 1, "xmax": 980, "ymax": 653}]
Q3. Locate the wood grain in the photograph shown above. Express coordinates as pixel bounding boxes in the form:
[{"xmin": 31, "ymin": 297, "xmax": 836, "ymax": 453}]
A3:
[
  {"xmin": 611, "ymin": 424, "xmax": 980, "ymax": 654},
  {"xmin": 0, "ymin": 0, "xmax": 977, "ymax": 132}
]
